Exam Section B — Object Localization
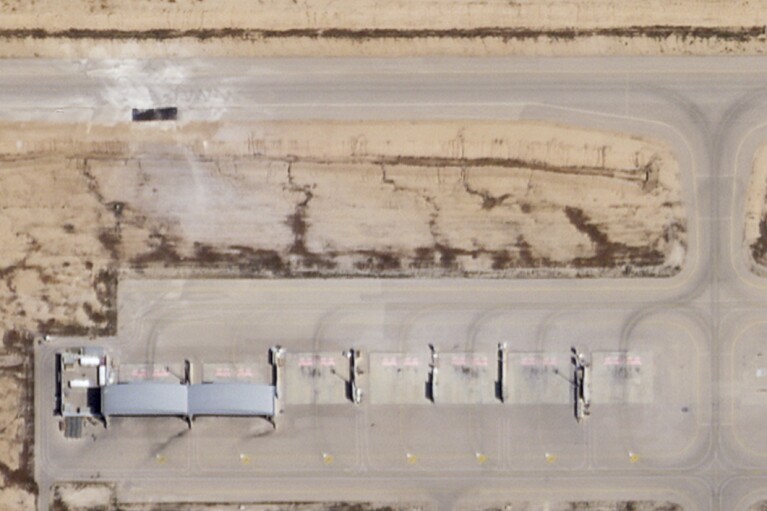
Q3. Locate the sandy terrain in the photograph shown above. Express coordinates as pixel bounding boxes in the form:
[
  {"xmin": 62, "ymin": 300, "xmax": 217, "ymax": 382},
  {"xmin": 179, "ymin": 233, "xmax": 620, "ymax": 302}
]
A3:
[
  {"xmin": 1, "ymin": 0, "xmax": 762, "ymax": 31},
  {"xmin": 0, "ymin": 0, "xmax": 766, "ymax": 57},
  {"xmin": 0, "ymin": 119, "xmax": 685, "ymax": 336},
  {"xmin": 1, "ymin": 30, "xmax": 766, "ymax": 59}
]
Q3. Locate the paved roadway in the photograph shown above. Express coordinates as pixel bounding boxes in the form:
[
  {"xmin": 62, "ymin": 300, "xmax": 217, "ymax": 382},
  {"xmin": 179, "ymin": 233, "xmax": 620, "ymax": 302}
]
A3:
[{"xmin": 16, "ymin": 57, "xmax": 767, "ymax": 510}]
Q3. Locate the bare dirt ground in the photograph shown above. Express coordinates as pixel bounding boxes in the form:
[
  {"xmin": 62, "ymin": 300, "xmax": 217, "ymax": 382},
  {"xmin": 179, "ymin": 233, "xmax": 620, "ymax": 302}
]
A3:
[
  {"xmin": 0, "ymin": 119, "xmax": 685, "ymax": 337},
  {"xmin": 0, "ymin": 0, "xmax": 766, "ymax": 57}
]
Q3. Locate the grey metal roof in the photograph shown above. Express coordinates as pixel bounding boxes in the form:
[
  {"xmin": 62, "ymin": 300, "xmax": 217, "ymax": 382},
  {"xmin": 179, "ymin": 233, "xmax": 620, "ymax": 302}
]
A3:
[
  {"xmin": 188, "ymin": 383, "xmax": 275, "ymax": 417},
  {"xmin": 101, "ymin": 382, "xmax": 188, "ymax": 416},
  {"xmin": 100, "ymin": 382, "xmax": 275, "ymax": 418}
]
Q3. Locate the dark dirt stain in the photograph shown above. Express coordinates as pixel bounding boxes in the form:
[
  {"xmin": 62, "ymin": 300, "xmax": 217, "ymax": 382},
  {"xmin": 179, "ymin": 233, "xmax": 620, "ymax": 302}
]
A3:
[
  {"xmin": 411, "ymin": 246, "xmax": 437, "ymax": 269},
  {"xmin": 131, "ymin": 231, "xmax": 182, "ymax": 268},
  {"xmin": 286, "ymin": 211, "xmax": 308, "ymax": 255},
  {"xmin": 49, "ymin": 493, "xmax": 70, "ymax": 511},
  {"xmin": 367, "ymin": 155, "xmax": 648, "ymax": 184},
  {"xmin": 97, "ymin": 228, "xmax": 121, "ymax": 261},
  {"xmin": 0, "ymin": 25, "xmax": 762, "ymax": 43},
  {"xmin": 130, "ymin": 239, "xmax": 291, "ymax": 275},
  {"xmin": 435, "ymin": 243, "xmax": 461, "ymax": 269},
  {"xmin": 36, "ymin": 319, "xmax": 91, "ymax": 337},
  {"xmin": 565, "ymin": 206, "xmax": 609, "ymax": 246},
  {"xmin": 490, "ymin": 236, "xmax": 548, "ymax": 270},
  {"xmin": 86, "ymin": 268, "xmax": 117, "ymax": 335},
  {"xmin": 516, "ymin": 236, "xmax": 540, "ymax": 267},
  {"xmin": 491, "ymin": 250, "xmax": 512, "ymax": 270},
  {"xmin": 111, "ymin": 503, "xmax": 408, "ymax": 511},
  {"xmin": 193, "ymin": 243, "xmax": 287, "ymax": 275},
  {"xmin": 82, "ymin": 302, "xmax": 110, "ymax": 327},
  {"xmin": 283, "ymin": 169, "xmax": 337, "ymax": 271},
  {"xmin": 284, "ymin": 212, "xmax": 337, "ymax": 271},
  {"xmin": 564, "ymin": 206, "xmax": 665, "ymax": 268},
  {"xmin": 353, "ymin": 250, "xmax": 402, "ymax": 272}
]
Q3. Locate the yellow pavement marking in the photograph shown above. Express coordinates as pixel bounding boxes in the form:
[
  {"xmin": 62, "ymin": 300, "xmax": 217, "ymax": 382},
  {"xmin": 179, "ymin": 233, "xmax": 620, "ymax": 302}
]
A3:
[
  {"xmin": 239, "ymin": 453, "xmax": 251, "ymax": 465},
  {"xmin": 545, "ymin": 452, "xmax": 556, "ymax": 463},
  {"xmin": 406, "ymin": 452, "xmax": 418, "ymax": 465},
  {"xmin": 322, "ymin": 452, "xmax": 334, "ymax": 465},
  {"xmin": 475, "ymin": 452, "xmax": 488, "ymax": 465}
]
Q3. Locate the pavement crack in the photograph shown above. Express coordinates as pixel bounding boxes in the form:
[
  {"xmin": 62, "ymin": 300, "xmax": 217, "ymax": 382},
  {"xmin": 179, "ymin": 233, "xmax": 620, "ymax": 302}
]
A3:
[
  {"xmin": 380, "ymin": 164, "xmax": 445, "ymax": 250},
  {"xmin": 79, "ymin": 158, "xmax": 105, "ymax": 205}
]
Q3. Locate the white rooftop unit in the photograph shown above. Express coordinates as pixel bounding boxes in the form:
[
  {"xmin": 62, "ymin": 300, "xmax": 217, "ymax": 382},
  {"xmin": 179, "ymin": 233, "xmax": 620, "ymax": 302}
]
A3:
[{"xmin": 79, "ymin": 356, "xmax": 101, "ymax": 367}]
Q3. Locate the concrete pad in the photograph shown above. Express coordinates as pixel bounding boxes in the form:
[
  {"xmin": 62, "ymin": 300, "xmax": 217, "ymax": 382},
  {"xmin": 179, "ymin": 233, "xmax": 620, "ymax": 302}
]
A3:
[
  {"xmin": 366, "ymin": 406, "xmax": 503, "ymax": 470},
  {"xmin": 284, "ymin": 352, "xmax": 349, "ymax": 405},
  {"xmin": 591, "ymin": 351, "xmax": 653, "ymax": 404},
  {"xmin": 201, "ymin": 363, "xmax": 267, "ymax": 384},
  {"xmin": 506, "ymin": 353, "xmax": 570, "ymax": 404},
  {"xmin": 369, "ymin": 353, "xmax": 428, "ymax": 405},
  {"xmin": 434, "ymin": 352, "xmax": 498, "ymax": 404},
  {"xmin": 117, "ymin": 364, "xmax": 183, "ymax": 383}
]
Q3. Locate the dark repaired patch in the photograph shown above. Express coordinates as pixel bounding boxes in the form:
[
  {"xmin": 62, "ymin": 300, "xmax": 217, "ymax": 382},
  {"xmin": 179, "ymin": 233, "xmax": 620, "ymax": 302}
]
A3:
[{"xmin": 131, "ymin": 107, "xmax": 178, "ymax": 122}]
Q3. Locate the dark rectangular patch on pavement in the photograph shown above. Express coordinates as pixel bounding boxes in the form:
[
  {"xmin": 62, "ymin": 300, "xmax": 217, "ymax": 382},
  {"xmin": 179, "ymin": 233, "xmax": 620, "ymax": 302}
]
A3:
[{"xmin": 131, "ymin": 107, "xmax": 178, "ymax": 122}]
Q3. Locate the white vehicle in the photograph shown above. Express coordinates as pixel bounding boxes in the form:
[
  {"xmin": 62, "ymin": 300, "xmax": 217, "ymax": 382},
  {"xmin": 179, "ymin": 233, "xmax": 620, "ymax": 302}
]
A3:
[
  {"xmin": 68, "ymin": 379, "xmax": 91, "ymax": 389},
  {"xmin": 572, "ymin": 347, "xmax": 591, "ymax": 422}
]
